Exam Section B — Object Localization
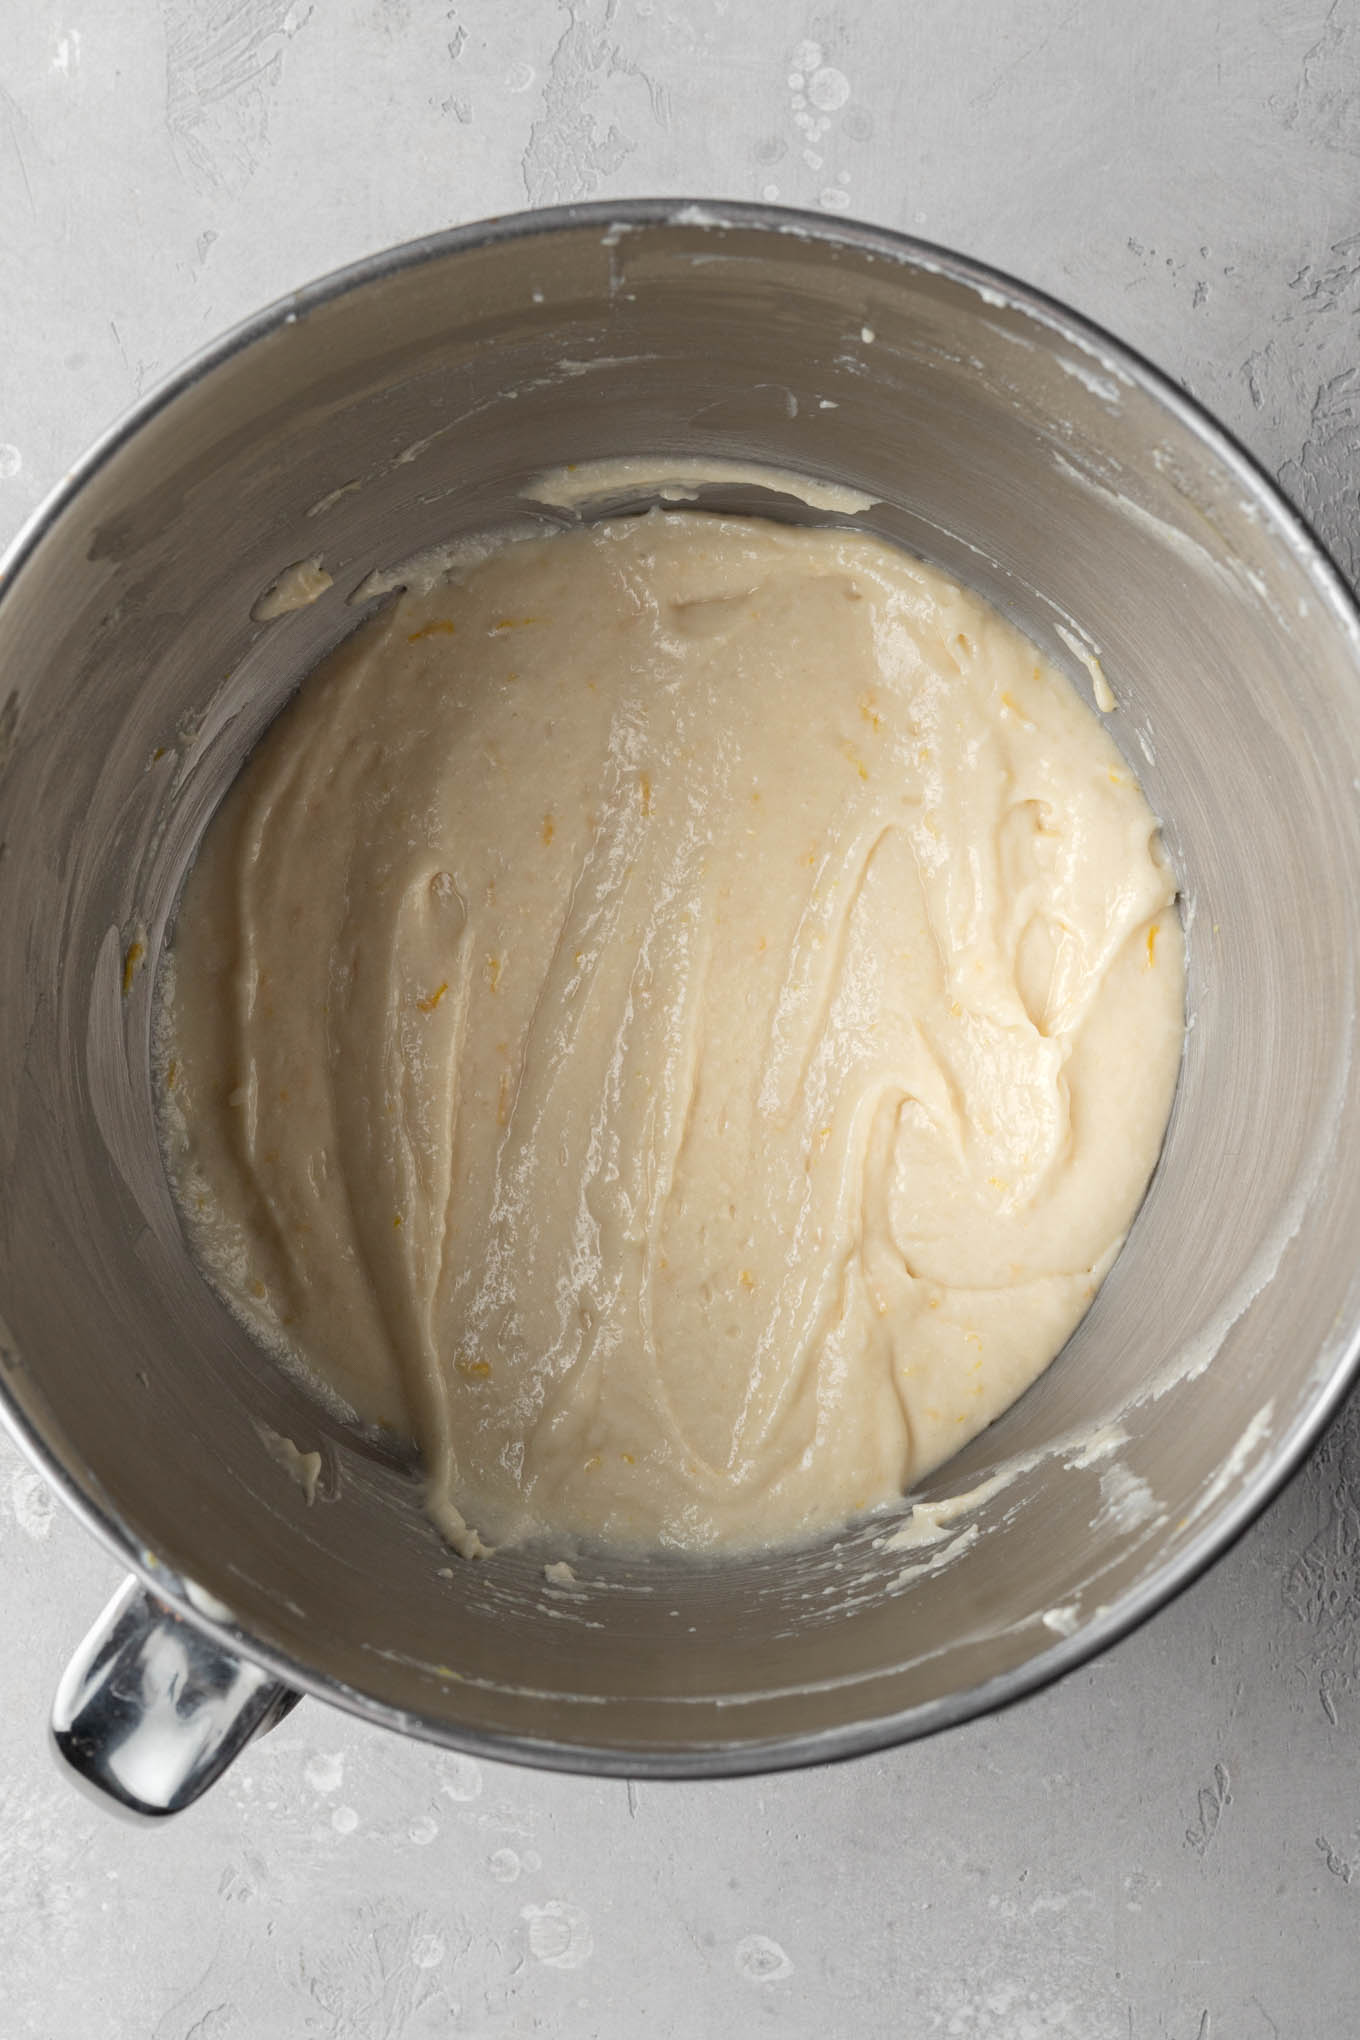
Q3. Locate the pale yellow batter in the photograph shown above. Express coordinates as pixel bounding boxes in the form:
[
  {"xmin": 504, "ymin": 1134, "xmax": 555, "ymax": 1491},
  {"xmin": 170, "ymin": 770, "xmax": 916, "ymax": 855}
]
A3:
[{"xmin": 162, "ymin": 512, "xmax": 1184, "ymax": 1556}]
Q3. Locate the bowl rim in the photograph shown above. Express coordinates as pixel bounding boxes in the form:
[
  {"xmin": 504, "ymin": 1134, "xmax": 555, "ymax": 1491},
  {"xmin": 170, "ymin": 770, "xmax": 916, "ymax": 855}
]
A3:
[{"xmin": 4, "ymin": 194, "xmax": 1360, "ymax": 1780}]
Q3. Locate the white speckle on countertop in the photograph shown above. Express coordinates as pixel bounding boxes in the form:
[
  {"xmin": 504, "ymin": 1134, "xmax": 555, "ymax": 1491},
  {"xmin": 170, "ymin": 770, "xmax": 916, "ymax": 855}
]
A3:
[
  {"xmin": 523, "ymin": 1899, "xmax": 593, "ymax": 1969},
  {"xmin": 808, "ymin": 66, "xmax": 851, "ymax": 113},
  {"xmin": 785, "ymin": 36, "xmax": 856, "ymax": 212},
  {"xmin": 735, "ymin": 1934, "xmax": 794, "ymax": 1984},
  {"xmin": 304, "ymin": 1751, "xmax": 345, "ymax": 1795},
  {"xmin": 438, "ymin": 1752, "xmax": 484, "ymax": 1802},
  {"xmin": 9, "ymin": 1469, "xmax": 55, "ymax": 1540}
]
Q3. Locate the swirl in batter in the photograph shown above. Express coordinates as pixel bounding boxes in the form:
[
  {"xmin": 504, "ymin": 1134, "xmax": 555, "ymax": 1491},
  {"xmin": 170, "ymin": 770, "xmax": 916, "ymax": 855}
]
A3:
[{"xmin": 163, "ymin": 512, "xmax": 1184, "ymax": 1555}]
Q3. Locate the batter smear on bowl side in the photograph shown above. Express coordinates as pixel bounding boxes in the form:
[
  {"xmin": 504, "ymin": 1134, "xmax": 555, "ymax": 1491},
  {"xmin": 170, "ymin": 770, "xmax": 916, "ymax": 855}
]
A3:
[{"xmin": 161, "ymin": 511, "xmax": 1184, "ymax": 1557}]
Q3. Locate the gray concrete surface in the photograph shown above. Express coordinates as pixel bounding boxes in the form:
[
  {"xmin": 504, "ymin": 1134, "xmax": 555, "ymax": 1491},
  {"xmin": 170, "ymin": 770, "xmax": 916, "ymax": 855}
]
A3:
[{"xmin": 3, "ymin": 2, "xmax": 1359, "ymax": 2033}]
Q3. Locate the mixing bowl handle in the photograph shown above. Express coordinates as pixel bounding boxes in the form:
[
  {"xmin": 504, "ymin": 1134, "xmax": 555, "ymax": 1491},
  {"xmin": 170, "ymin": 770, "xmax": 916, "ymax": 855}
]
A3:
[{"xmin": 50, "ymin": 1574, "xmax": 301, "ymax": 1819}]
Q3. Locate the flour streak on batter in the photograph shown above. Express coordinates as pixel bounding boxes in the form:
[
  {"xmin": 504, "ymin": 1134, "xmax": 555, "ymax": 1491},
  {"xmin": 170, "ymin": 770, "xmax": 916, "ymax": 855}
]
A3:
[{"xmin": 162, "ymin": 512, "xmax": 1184, "ymax": 1556}]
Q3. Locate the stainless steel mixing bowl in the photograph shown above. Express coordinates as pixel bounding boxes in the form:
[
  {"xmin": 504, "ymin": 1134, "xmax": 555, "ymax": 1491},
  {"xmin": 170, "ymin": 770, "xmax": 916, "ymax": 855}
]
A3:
[{"xmin": 3, "ymin": 200, "xmax": 1360, "ymax": 1817}]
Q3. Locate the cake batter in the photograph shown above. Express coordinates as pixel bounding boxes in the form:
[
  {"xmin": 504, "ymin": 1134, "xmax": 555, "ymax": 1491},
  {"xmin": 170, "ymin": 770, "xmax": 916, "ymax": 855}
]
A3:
[{"xmin": 162, "ymin": 512, "xmax": 1184, "ymax": 1556}]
